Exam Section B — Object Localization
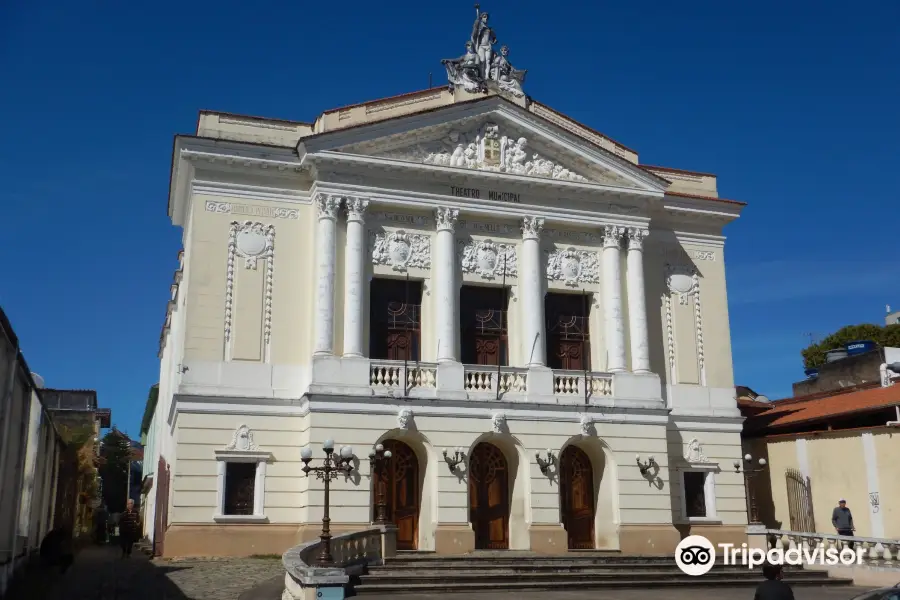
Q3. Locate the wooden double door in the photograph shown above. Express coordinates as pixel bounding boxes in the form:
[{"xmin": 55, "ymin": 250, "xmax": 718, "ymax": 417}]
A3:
[
  {"xmin": 560, "ymin": 445, "xmax": 596, "ymax": 549},
  {"xmin": 469, "ymin": 442, "xmax": 510, "ymax": 549},
  {"xmin": 375, "ymin": 440, "xmax": 419, "ymax": 550}
]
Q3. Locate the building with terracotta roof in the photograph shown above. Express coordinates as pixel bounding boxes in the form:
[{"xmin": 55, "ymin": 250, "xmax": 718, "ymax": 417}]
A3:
[
  {"xmin": 740, "ymin": 376, "xmax": 900, "ymax": 540},
  {"xmin": 143, "ymin": 8, "xmax": 750, "ymax": 559}
]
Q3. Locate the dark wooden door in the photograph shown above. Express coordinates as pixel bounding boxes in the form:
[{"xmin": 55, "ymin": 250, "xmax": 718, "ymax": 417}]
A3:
[
  {"xmin": 387, "ymin": 331, "xmax": 413, "ymax": 361},
  {"xmin": 153, "ymin": 458, "xmax": 171, "ymax": 557},
  {"xmin": 380, "ymin": 440, "xmax": 419, "ymax": 550},
  {"xmin": 560, "ymin": 445, "xmax": 595, "ymax": 549},
  {"xmin": 554, "ymin": 340, "xmax": 587, "ymax": 371},
  {"xmin": 469, "ymin": 443, "xmax": 509, "ymax": 549},
  {"xmin": 475, "ymin": 336, "xmax": 502, "ymax": 365}
]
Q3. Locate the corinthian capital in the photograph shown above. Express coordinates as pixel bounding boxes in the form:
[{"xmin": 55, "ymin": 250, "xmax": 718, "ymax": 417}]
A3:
[
  {"xmin": 314, "ymin": 193, "xmax": 341, "ymax": 221},
  {"xmin": 602, "ymin": 225, "xmax": 625, "ymax": 249},
  {"xmin": 521, "ymin": 216, "xmax": 544, "ymax": 241},
  {"xmin": 435, "ymin": 207, "xmax": 460, "ymax": 232},
  {"xmin": 627, "ymin": 227, "xmax": 648, "ymax": 251},
  {"xmin": 344, "ymin": 197, "xmax": 369, "ymax": 222}
]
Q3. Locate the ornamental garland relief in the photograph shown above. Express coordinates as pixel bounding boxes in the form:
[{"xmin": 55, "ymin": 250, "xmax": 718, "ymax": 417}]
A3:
[
  {"xmin": 225, "ymin": 221, "xmax": 275, "ymax": 355},
  {"xmin": 371, "ymin": 230, "xmax": 432, "ymax": 272},
  {"xmin": 546, "ymin": 247, "xmax": 600, "ymax": 287},
  {"xmin": 663, "ymin": 264, "xmax": 705, "ymax": 386},
  {"xmin": 459, "ymin": 239, "xmax": 517, "ymax": 280}
]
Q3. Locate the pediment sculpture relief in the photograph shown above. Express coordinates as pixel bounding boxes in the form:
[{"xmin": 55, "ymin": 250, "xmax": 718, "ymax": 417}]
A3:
[{"xmin": 418, "ymin": 123, "xmax": 589, "ymax": 182}]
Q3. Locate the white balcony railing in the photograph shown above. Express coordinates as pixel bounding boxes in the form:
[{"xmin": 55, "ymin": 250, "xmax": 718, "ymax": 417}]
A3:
[
  {"xmin": 754, "ymin": 529, "xmax": 900, "ymax": 568},
  {"xmin": 553, "ymin": 370, "xmax": 613, "ymax": 398},
  {"xmin": 463, "ymin": 366, "xmax": 527, "ymax": 394},
  {"xmin": 369, "ymin": 360, "xmax": 437, "ymax": 391}
]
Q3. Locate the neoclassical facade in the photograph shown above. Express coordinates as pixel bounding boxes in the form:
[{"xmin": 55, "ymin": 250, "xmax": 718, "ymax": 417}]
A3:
[{"xmin": 142, "ymin": 14, "xmax": 748, "ymax": 557}]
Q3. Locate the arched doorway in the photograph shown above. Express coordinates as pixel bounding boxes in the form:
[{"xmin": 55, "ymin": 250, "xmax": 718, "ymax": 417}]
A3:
[
  {"xmin": 469, "ymin": 442, "xmax": 510, "ymax": 549},
  {"xmin": 560, "ymin": 445, "xmax": 595, "ymax": 549},
  {"xmin": 376, "ymin": 439, "xmax": 420, "ymax": 550}
]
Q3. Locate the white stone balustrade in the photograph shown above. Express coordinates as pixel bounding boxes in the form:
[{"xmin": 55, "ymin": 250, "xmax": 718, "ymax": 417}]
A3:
[
  {"xmin": 552, "ymin": 371, "xmax": 613, "ymax": 398},
  {"xmin": 369, "ymin": 361, "xmax": 437, "ymax": 391},
  {"xmin": 463, "ymin": 366, "xmax": 528, "ymax": 394},
  {"xmin": 756, "ymin": 529, "xmax": 900, "ymax": 569}
]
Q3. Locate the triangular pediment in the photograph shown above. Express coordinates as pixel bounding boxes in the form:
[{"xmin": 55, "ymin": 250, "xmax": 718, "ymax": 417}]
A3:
[{"xmin": 299, "ymin": 98, "xmax": 667, "ymax": 193}]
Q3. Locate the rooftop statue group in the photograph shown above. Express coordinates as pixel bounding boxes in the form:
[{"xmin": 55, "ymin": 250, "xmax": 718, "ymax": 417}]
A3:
[{"xmin": 442, "ymin": 5, "xmax": 527, "ymax": 97}]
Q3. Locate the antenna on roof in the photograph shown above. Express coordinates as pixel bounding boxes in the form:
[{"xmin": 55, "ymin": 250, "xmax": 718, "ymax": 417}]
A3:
[{"xmin": 429, "ymin": 72, "xmax": 433, "ymax": 88}]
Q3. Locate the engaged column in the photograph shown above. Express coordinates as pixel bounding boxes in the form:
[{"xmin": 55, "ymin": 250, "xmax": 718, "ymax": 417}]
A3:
[
  {"xmin": 602, "ymin": 225, "xmax": 627, "ymax": 372},
  {"xmin": 521, "ymin": 216, "xmax": 546, "ymax": 367},
  {"xmin": 434, "ymin": 207, "xmax": 460, "ymax": 363},
  {"xmin": 313, "ymin": 193, "xmax": 340, "ymax": 356},
  {"xmin": 626, "ymin": 228, "xmax": 651, "ymax": 373},
  {"xmin": 342, "ymin": 197, "xmax": 369, "ymax": 358}
]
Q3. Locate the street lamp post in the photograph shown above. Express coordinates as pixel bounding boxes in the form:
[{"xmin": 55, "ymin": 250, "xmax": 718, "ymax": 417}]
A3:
[
  {"xmin": 735, "ymin": 453, "xmax": 768, "ymax": 525},
  {"xmin": 301, "ymin": 439, "xmax": 355, "ymax": 567},
  {"xmin": 369, "ymin": 444, "xmax": 393, "ymax": 525}
]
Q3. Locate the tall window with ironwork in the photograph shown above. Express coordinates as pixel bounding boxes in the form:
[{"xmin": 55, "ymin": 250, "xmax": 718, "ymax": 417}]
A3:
[
  {"xmin": 369, "ymin": 278, "xmax": 422, "ymax": 361},
  {"xmin": 460, "ymin": 285, "xmax": 509, "ymax": 366},
  {"xmin": 545, "ymin": 292, "xmax": 591, "ymax": 371},
  {"xmin": 223, "ymin": 462, "xmax": 256, "ymax": 516},
  {"xmin": 683, "ymin": 471, "xmax": 707, "ymax": 518}
]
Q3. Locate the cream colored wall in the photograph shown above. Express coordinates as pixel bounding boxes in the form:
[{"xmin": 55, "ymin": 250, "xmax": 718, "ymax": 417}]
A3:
[
  {"xmin": 182, "ymin": 195, "xmax": 316, "ymax": 366},
  {"xmin": 763, "ymin": 431, "xmax": 900, "ymax": 539},
  {"xmin": 666, "ymin": 428, "xmax": 747, "ymax": 526},
  {"xmin": 873, "ymin": 432, "xmax": 900, "ymax": 538},
  {"xmin": 171, "ymin": 412, "xmax": 310, "ymax": 524},
  {"xmin": 688, "ymin": 245, "xmax": 733, "ymax": 389},
  {"xmin": 196, "ymin": 113, "xmax": 313, "ymax": 147},
  {"xmin": 643, "ymin": 169, "xmax": 718, "ymax": 197}
]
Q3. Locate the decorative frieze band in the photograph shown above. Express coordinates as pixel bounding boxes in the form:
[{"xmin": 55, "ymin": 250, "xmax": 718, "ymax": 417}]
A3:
[{"xmin": 206, "ymin": 201, "xmax": 299, "ymax": 220}]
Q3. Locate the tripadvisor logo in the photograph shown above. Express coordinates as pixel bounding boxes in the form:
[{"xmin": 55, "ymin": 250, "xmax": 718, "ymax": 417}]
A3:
[{"xmin": 675, "ymin": 535, "xmax": 866, "ymax": 576}]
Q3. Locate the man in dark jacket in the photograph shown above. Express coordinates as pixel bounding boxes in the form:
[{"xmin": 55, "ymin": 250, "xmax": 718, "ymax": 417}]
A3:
[
  {"xmin": 754, "ymin": 562, "xmax": 794, "ymax": 600},
  {"xmin": 832, "ymin": 499, "xmax": 855, "ymax": 549},
  {"xmin": 118, "ymin": 499, "xmax": 141, "ymax": 558}
]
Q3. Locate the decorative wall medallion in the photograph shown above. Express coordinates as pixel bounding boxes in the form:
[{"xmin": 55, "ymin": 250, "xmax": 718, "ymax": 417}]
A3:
[
  {"xmin": 491, "ymin": 412, "xmax": 507, "ymax": 433},
  {"xmin": 397, "ymin": 408, "xmax": 413, "ymax": 430},
  {"xmin": 371, "ymin": 230, "xmax": 431, "ymax": 272},
  {"xmin": 459, "ymin": 239, "xmax": 517, "ymax": 280},
  {"xmin": 684, "ymin": 438, "xmax": 707, "ymax": 463},
  {"xmin": 226, "ymin": 424, "xmax": 259, "ymax": 451},
  {"xmin": 579, "ymin": 414, "xmax": 593, "ymax": 436},
  {"xmin": 663, "ymin": 264, "xmax": 704, "ymax": 384},
  {"xmin": 546, "ymin": 247, "xmax": 599, "ymax": 287},
  {"xmin": 666, "ymin": 265, "xmax": 699, "ymax": 306},
  {"xmin": 225, "ymin": 222, "xmax": 276, "ymax": 353}
]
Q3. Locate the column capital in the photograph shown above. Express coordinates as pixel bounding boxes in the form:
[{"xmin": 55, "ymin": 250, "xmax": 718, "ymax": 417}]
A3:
[
  {"xmin": 521, "ymin": 216, "xmax": 545, "ymax": 241},
  {"xmin": 345, "ymin": 197, "xmax": 369, "ymax": 223},
  {"xmin": 435, "ymin": 206, "xmax": 460, "ymax": 232},
  {"xmin": 602, "ymin": 225, "xmax": 625, "ymax": 249},
  {"xmin": 315, "ymin": 193, "xmax": 341, "ymax": 221},
  {"xmin": 627, "ymin": 227, "xmax": 649, "ymax": 251}
]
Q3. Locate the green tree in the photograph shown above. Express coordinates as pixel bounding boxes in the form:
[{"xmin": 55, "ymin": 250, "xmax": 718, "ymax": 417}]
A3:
[
  {"xmin": 99, "ymin": 428, "xmax": 133, "ymax": 513},
  {"xmin": 801, "ymin": 323, "xmax": 900, "ymax": 368}
]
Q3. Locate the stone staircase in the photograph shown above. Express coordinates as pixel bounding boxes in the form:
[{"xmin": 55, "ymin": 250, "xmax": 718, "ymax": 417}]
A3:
[{"xmin": 351, "ymin": 551, "xmax": 854, "ymax": 595}]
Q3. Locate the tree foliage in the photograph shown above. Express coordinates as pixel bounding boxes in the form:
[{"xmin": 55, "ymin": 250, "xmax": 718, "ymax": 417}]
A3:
[
  {"xmin": 99, "ymin": 428, "xmax": 133, "ymax": 513},
  {"xmin": 801, "ymin": 323, "xmax": 900, "ymax": 368}
]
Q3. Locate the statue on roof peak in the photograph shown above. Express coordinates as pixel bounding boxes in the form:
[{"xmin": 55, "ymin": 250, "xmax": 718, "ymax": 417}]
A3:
[{"xmin": 441, "ymin": 5, "xmax": 527, "ymax": 98}]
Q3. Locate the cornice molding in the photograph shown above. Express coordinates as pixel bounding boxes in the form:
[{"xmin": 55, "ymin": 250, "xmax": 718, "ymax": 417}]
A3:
[
  {"xmin": 192, "ymin": 180, "xmax": 310, "ymax": 204},
  {"xmin": 181, "ymin": 149, "xmax": 304, "ymax": 172}
]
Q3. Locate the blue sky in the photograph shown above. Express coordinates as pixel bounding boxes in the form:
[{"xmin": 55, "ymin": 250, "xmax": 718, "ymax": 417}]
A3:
[{"xmin": 2, "ymin": 0, "xmax": 898, "ymax": 435}]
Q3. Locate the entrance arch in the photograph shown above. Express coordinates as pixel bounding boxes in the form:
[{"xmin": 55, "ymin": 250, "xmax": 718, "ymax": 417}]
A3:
[
  {"xmin": 469, "ymin": 442, "xmax": 510, "ymax": 549},
  {"xmin": 376, "ymin": 439, "xmax": 420, "ymax": 550},
  {"xmin": 560, "ymin": 445, "xmax": 595, "ymax": 549}
]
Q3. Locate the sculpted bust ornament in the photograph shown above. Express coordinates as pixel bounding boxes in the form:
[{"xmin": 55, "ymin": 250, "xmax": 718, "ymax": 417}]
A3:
[{"xmin": 442, "ymin": 5, "xmax": 527, "ymax": 97}]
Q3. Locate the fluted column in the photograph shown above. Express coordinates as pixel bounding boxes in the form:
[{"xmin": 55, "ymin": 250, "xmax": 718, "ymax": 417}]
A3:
[
  {"xmin": 521, "ymin": 217, "xmax": 546, "ymax": 367},
  {"xmin": 602, "ymin": 225, "xmax": 627, "ymax": 372},
  {"xmin": 435, "ymin": 207, "xmax": 460, "ymax": 363},
  {"xmin": 343, "ymin": 197, "xmax": 369, "ymax": 357},
  {"xmin": 313, "ymin": 193, "xmax": 341, "ymax": 356},
  {"xmin": 627, "ymin": 228, "xmax": 651, "ymax": 373}
]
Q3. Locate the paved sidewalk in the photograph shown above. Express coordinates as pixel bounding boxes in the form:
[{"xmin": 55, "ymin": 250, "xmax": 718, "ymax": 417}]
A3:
[{"xmin": 5, "ymin": 544, "xmax": 283, "ymax": 600}]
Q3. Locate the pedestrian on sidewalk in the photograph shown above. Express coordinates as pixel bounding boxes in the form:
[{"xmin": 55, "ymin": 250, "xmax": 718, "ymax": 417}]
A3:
[
  {"xmin": 119, "ymin": 498, "xmax": 141, "ymax": 558},
  {"xmin": 832, "ymin": 498, "xmax": 855, "ymax": 549},
  {"xmin": 754, "ymin": 562, "xmax": 794, "ymax": 600}
]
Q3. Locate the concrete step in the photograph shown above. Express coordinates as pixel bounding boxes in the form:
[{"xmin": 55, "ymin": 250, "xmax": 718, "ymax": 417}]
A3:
[{"xmin": 352, "ymin": 576, "xmax": 854, "ymax": 595}]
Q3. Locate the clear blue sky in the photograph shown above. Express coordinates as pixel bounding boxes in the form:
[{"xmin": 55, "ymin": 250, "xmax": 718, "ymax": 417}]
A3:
[{"xmin": 2, "ymin": 0, "xmax": 898, "ymax": 435}]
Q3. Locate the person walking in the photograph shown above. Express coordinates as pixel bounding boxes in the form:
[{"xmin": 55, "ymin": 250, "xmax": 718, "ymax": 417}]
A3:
[
  {"xmin": 118, "ymin": 499, "xmax": 141, "ymax": 558},
  {"xmin": 754, "ymin": 562, "xmax": 794, "ymax": 600},
  {"xmin": 832, "ymin": 498, "xmax": 855, "ymax": 549}
]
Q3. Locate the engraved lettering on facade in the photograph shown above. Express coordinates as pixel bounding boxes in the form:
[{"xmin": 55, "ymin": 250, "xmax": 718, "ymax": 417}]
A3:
[
  {"xmin": 205, "ymin": 201, "xmax": 299, "ymax": 220},
  {"xmin": 370, "ymin": 211, "xmax": 430, "ymax": 227},
  {"xmin": 449, "ymin": 186, "xmax": 521, "ymax": 203},
  {"xmin": 457, "ymin": 220, "xmax": 513, "ymax": 234},
  {"xmin": 694, "ymin": 251, "xmax": 716, "ymax": 261}
]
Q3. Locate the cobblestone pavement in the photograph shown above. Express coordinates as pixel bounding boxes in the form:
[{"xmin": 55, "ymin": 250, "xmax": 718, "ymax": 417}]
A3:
[{"xmin": 6, "ymin": 544, "xmax": 283, "ymax": 600}]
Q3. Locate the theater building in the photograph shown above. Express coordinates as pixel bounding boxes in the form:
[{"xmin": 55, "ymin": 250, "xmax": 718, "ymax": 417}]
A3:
[{"xmin": 141, "ymin": 10, "xmax": 748, "ymax": 557}]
